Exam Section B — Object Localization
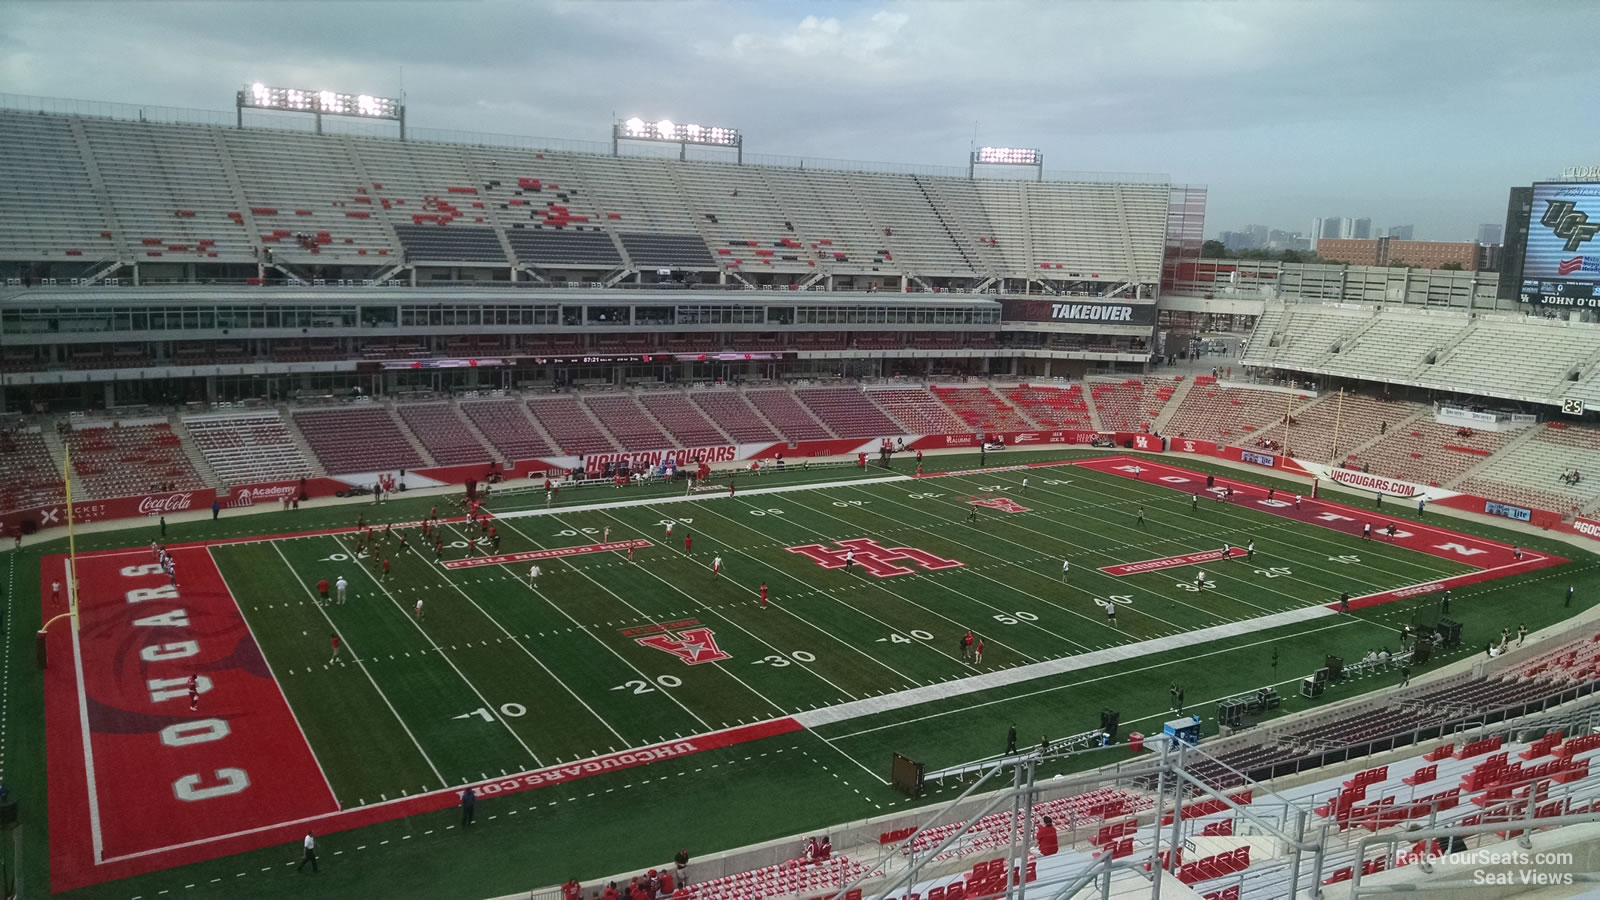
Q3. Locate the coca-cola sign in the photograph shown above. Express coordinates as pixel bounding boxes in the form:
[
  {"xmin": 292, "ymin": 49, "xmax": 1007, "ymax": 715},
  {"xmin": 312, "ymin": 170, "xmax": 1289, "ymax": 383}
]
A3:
[{"xmin": 137, "ymin": 493, "xmax": 200, "ymax": 516}]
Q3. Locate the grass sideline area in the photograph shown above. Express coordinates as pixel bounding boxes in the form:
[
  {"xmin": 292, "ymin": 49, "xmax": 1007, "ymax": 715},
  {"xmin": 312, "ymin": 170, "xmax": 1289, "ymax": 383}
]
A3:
[{"xmin": 5, "ymin": 448, "xmax": 1598, "ymax": 899}]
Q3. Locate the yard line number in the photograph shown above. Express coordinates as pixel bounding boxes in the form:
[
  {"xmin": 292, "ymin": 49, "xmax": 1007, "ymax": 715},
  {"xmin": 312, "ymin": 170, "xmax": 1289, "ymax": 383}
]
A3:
[{"xmin": 611, "ymin": 675, "xmax": 684, "ymax": 695}]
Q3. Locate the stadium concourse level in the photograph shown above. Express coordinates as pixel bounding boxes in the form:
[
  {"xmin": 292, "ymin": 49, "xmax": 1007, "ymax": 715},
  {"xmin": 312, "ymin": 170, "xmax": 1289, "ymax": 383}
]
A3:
[
  {"xmin": 569, "ymin": 631, "xmax": 1600, "ymax": 900},
  {"xmin": 1243, "ymin": 301, "xmax": 1600, "ymax": 408},
  {"xmin": 0, "ymin": 108, "xmax": 1170, "ymax": 285}
]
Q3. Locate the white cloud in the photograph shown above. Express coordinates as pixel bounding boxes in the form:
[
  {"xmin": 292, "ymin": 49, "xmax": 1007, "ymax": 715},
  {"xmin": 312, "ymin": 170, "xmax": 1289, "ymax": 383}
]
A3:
[{"xmin": 719, "ymin": 8, "xmax": 912, "ymax": 68}]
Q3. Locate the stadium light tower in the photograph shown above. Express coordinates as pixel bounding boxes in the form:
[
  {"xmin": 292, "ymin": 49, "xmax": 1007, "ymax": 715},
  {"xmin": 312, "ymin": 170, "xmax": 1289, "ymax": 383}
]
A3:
[
  {"xmin": 969, "ymin": 146, "xmax": 1044, "ymax": 182},
  {"xmin": 237, "ymin": 83, "xmax": 406, "ymax": 139},
  {"xmin": 613, "ymin": 116, "xmax": 743, "ymax": 163}
]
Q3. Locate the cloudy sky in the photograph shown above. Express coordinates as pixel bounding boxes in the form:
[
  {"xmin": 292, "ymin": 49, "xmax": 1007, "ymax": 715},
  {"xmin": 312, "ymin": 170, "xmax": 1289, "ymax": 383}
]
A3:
[{"xmin": 3, "ymin": 0, "xmax": 1592, "ymax": 241}]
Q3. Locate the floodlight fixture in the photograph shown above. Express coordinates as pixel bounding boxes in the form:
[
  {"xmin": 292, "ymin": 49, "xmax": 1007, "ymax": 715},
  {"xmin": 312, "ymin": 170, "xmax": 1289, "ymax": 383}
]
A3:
[
  {"xmin": 237, "ymin": 83, "xmax": 405, "ymax": 138},
  {"xmin": 613, "ymin": 116, "xmax": 743, "ymax": 163},
  {"xmin": 970, "ymin": 146, "xmax": 1044, "ymax": 181}
]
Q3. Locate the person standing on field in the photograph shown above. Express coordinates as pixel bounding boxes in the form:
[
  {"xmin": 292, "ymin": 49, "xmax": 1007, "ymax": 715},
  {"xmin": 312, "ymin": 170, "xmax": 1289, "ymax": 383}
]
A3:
[
  {"xmin": 329, "ymin": 633, "xmax": 341, "ymax": 664},
  {"xmin": 335, "ymin": 576, "xmax": 348, "ymax": 605},
  {"xmin": 298, "ymin": 832, "xmax": 319, "ymax": 873}
]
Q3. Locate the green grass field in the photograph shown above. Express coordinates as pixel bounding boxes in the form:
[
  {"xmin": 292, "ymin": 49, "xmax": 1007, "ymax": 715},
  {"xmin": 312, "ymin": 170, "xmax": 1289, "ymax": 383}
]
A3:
[{"xmin": 10, "ymin": 449, "xmax": 1600, "ymax": 900}]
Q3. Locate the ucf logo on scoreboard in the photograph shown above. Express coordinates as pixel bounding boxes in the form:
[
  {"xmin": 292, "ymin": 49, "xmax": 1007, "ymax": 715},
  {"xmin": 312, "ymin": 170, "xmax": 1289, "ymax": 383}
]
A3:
[{"xmin": 1563, "ymin": 397, "xmax": 1587, "ymax": 416}]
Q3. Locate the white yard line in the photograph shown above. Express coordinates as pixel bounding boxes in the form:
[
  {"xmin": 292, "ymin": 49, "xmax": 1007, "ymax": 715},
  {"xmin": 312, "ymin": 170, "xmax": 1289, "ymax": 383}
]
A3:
[
  {"xmin": 327, "ymin": 534, "xmax": 546, "ymax": 769},
  {"xmin": 208, "ymin": 546, "xmax": 344, "ymax": 807},
  {"xmin": 588, "ymin": 505, "xmax": 922, "ymax": 687},
  {"xmin": 681, "ymin": 500, "xmax": 979, "ymax": 676},
  {"xmin": 562, "ymin": 511, "xmax": 861, "ymax": 703},
  {"xmin": 795, "ymin": 605, "xmax": 1338, "ymax": 728},
  {"xmin": 268, "ymin": 542, "xmax": 449, "ymax": 788},
  {"xmin": 389, "ymin": 527, "xmax": 631, "ymax": 747},
  {"xmin": 488, "ymin": 473, "xmax": 913, "ymax": 522},
  {"xmin": 483, "ymin": 516, "xmax": 790, "ymax": 721},
  {"xmin": 66, "ymin": 556, "xmax": 106, "ymax": 864},
  {"xmin": 434, "ymin": 519, "xmax": 718, "ymax": 734}
]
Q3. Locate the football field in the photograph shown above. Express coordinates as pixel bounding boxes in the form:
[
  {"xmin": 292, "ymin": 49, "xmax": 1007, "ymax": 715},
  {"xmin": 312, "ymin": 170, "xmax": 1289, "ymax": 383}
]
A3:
[{"xmin": 38, "ymin": 454, "xmax": 1570, "ymax": 893}]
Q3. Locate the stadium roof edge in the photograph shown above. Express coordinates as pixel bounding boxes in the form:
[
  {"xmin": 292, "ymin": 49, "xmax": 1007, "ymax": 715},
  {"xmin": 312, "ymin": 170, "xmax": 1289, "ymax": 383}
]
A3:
[{"xmin": 0, "ymin": 91, "xmax": 1171, "ymax": 187}]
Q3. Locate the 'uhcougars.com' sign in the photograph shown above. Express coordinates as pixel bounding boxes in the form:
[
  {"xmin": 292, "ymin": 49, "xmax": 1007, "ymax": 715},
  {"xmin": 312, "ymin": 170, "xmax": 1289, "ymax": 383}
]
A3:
[{"xmin": 1327, "ymin": 469, "xmax": 1428, "ymax": 498}]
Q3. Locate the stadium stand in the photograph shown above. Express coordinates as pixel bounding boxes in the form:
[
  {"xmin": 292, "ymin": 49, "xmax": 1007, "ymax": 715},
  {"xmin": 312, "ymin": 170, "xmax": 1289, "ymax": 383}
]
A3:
[
  {"xmin": 583, "ymin": 395, "xmax": 672, "ymax": 452},
  {"xmin": 745, "ymin": 389, "xmax": 834, "ymax": 441},
  {"xmin": 220, "ymin": 128, "xmax": 396, "ymax": 261},
  {"xmin": 1318, "ymin": 307, "xmax": 1471, "ymax": 382},
  {"xmin": 866, "ymin": 387, "xmax": 967, "ymax": 435},
  {"xmin": 689, "ymin": 390, "xmax": 781, "ymax": 443},
  {"xmin": 1455, "ymin": 422, "xmax": 1600, "ymax": 518},
  {"xmin": 1086, "ymin": 377, "xmax": 1178, "ymax": 433},
  {"xmin": 1005, "ymin": 384, "xmax": 1091, "ymax": 429},
  {"xmin": 79, "ymin": 118, "xmax": 252, "ymax": 262},
  {"xmin": 292, "ymin": 406, "xmax": 424, "ymax": 475},
  {"xmin": 1163, "ymin": 379, "xmax": 1299, "ymax": 444},
  {"xmin": 638, "ymin": 392, "xmax": 729, "ymax": 448},
  {"xmin": 929, "ymin": 386, "xmax": 1037, "ymax": 433},
  {"xmin": 527, "ymin": 396, "xmax": 619, "ymax": 455},
  {"xmin": 0, "ymin": 428, "xmax": 65, "ymax": 510},
  {"xmin": 1246, "ymin": 392, "xmax": 1426, "ymax": 464},
  {"xmin": 392, "ymin": 224, "xmax": 507, "ymax": 264},
  {"xmin": 1352, "ymin": 420, "xmax": 1512, "ymax": 487},
  {"xmin": 395, "ymin": 403, "xmax": 490, "ymax": 466},
  {"xmin": 182, "ymin": 411, "xmax": 314, "ymax": 486},
  {"xmin": 0, "ymin": 112, "xmax": 119, "ymax": 263},
  {"xmin": 66, "ymin": 422, "xmax": 206, "ymax": 499},
  {"xmin": 0, "ymin": 109, "xmax": 1173, "ymax": 284},
  {"xmin": 794, "ymin": 387, "xmax": 900, "ymax": 439},
  {"xmin": 1245, "ymin": 303, "xmax": 1373, "ymax": 372},
  {"xmin": 1417, "ymin": 317, "xmax": 1597, "ymax": 401},
  {"xmin": 459, "ymin": 399, "xmax": 554, "ymax": 461}
]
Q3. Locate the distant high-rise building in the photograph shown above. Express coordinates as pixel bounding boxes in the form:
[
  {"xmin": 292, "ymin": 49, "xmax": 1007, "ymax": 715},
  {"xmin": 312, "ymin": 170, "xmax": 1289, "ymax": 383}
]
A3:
[
  {"xmin": 1477, "ymin": 223, "xmax": 1503, "ymax": 245},
  {"xmin": 1245, "ymin": 224, "xmax": 1269, "ymax": 249},
  {"xmin": 1387, "ymin": 224, "xmax": 1415, "ymax": 240},
  {"xmin": 1352, "ymin": 218, "xmax": 1373, "ymax": 239}
]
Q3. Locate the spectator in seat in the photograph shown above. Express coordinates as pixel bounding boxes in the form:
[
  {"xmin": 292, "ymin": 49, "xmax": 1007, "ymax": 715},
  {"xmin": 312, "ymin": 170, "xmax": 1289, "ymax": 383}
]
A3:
[
  {"xmin": 818, "ymin": 836, "xmax": 832, "ymax": 859},
  {"xmin": 1036, "ymin": 816, "xmax": 1060, "ymax": 855}
]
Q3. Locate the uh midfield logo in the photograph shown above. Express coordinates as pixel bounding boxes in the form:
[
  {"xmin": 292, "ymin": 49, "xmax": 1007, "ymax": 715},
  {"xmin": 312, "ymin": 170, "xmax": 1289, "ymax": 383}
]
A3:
[{"xmin": 1544, "ymin": 200, "xmax": 1600, "ymax": 276}]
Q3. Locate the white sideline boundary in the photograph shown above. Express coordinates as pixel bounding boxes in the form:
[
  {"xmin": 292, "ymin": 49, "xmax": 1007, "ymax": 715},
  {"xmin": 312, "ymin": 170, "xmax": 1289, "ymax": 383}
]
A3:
[
  {"xmin": 792, "ymin": 605, "xmax": 1337, "ymax": 728},
  {"xmin": 488, "ymin": 472, "xmax": 913, "ymax": 520}
]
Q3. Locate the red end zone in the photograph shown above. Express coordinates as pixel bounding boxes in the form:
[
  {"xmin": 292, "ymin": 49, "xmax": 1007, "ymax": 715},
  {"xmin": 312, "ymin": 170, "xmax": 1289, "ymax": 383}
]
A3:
[
  {"xmin": 44, "ymin": 546, "xmax": 339, "ymax": 890},
  {"xmin": 1074, "ymin": 457, "xmax": 1568, "ymax": 610},
  {"xmin": 44, "ymin": 533, "xmax": 803, "ymax": 890}
]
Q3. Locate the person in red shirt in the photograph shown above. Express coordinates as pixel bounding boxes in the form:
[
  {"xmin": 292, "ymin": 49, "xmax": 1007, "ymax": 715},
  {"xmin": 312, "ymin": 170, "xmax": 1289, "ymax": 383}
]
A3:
[
  {"xmin": 603, "ymin": 885, "xmax": 619, "ymax": 900},
  {"xmin": 962, "ymin": 630, "xmax": 974, "ymax": 661},
  {"xmin": 562, "ymin": 880, "xmax": 582, "ymax": 900},
  {"xmin": 760, "ymin": 582, "xmax": 768, "ymax": 609},
  {"xmin": 328, "ymin": 633, "xmax": 341, "ymax": 664},
  {"xmin": 1035, "ymin": 816, "xmax": 1059, "ymax": 855},
  {"xmin": 684, "ymin": 533, "xmax": 692, "ymax": 554},
  {"xmin": 975, "ymin": 639, "xmax": 985, "ymax": 664},
  {"xmin": 316, "ymin": 578, "xmax": 330, "ymax": 603},
  {"xmin": 435, "ymin": 540, "xmax": 444, "ymax": 559},
  {"xmin": 382, "ymin": 558, "xmax": 391, "ymax": 581}
]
